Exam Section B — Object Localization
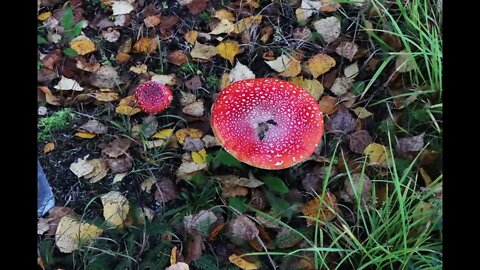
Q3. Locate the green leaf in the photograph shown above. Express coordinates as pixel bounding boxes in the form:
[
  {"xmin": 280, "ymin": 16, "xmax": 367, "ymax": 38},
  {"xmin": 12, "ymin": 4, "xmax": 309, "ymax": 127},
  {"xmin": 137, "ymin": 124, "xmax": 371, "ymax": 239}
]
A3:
[
  {"xmin": 72, "ymin": 22, "xmax": 83, "ymax": 37},
  {"xmin": 260, "ymin": 175, "xmax": 289, "ymax": 194},
  {"xmin": 190, "ymin": 173, "xmax": 208, "ymax": 186},
  {"xmin": 264, "ymin": 190, "xmax": 293, "ymax": 220},
  {"xmin": 38, "ymin": 35, "xmax": 48, "ymax": 44},
  {"xmin": 61, "ymin": 6, "xmax": 74, "ymax": 31},
  {"xmin": 228, "ymin": 197, "xmax": 247, "ymax": 213},
  {"xmin": 63, "ymin": 48, "xmax": 78, "ymax": 57},
  {"xmin": 208, "ymin": 149, "xmax": 243, "ymax": 170}
]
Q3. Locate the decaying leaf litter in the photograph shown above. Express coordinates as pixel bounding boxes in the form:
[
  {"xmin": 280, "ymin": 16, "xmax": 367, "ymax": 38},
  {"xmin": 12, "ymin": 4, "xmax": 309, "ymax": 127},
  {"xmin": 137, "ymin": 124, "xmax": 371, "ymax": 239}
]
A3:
[{"xmin": 38, "ymin": 0, "xmax": 442, "ymax": 269}]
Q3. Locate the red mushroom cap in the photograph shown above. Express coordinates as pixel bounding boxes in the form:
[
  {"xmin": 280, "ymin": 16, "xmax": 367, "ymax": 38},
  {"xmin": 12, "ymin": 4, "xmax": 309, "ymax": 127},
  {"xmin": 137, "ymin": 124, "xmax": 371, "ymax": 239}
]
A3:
[
  {"xmin": 211, "ymin": 78, "xmax": 324, "ymax": 170},
  {"xmin": 135, "ymin": 81, "xmax": 173, "ymax": 114}
]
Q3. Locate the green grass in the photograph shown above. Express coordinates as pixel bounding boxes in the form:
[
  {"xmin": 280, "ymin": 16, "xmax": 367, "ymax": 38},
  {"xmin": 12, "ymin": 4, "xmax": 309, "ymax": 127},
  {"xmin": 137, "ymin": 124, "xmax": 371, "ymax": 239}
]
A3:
[{"xmin": 38, "ymin": 108, "xmax": 74, "ymax": 142}]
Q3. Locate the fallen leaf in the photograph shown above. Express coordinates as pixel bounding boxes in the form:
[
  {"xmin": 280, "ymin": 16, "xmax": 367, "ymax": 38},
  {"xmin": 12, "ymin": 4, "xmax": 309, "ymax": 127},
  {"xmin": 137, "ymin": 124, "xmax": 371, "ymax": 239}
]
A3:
[
  {"xmin": 183, "ymin": 137, "xmax": 205, "ymax": 152},
  {"xmin": 70, "ymin": 36, "xmax": 96, "ymax": 55},
  {"xmin": 255, "ymin": 211, "xmax": 280, "ymax": 229},
  {"xmin": 295, "ymin": 0, "xmax": 322, "ymax": 25},
  {"xmin": 330, "ymin": 76, "xmax": 354, "ymax": 96},
  {"xmin": 70, "ymin": 156, "xmax": 94, "ymax": 178},
  {"xmin": 349, "ymin": 130, "xmax": 373, "ymax": 154},
  {"xmin": 419, "ymin": 167, "xmax": 432, "ymax": 187},
  {"xmin": 191, "ymin": 42, "xmax": 218, "ymax": 60},
  {"xmin": 183, "ymin": 210, "xmax": 218, "ymax": 233},
  {"xmin": 185, "ymin": 231, "xmax": 203, "ymax": 263},
  {"xmin": 260, "ymin": 26, "xmax": 273, "ymax": 43},
  {"xmin": 192, "ymin": 148, "xmax": 207, "ymax": 164},
  {"xmin": 290, "ymin": 76, "xmax": 324, "ymax": 100},
  {"xmin": 175, "ymin": 128, "xmax": 203, "ymax": 144},
  {"xmin": 202, "ymin": 135, "xmax": 220, "ymax": 148},
  {"xmin": 55, "ymin": 216, "xmax": 103, "ymax": 253},
  {"xmin": 187, "ymin": 0, "xmax": 207, "ymax": 15},
  {"xmin": 38, "ymin": 106, "xmax": 47, "ymax": 116},
  {"xmin": 38, "ymin": 86, "xmax": 60, "ymax": 105},
  {"xmin": 116, "ymin": 52, "xmax": 131, "ymax": 64},
  {"xmin": 352, "ymin": 107, "xmax": 373, "ymax": 119},
  {"xmin": 43, "ymin": 142, "xmax": 55, "ymax": 153},
  {"xmin": 84, "ymin": 158, "xmax": 109, "ymax": 183},
  {"xmin": 293, "ymin": 27, "xmax": 312, "ymax": 40},
  {"xmin": 229, "ymin": 61, "xmax": 255, "ymax": 83},
  {"xmin": 226, "ymin": 215, "xmax": 258, "ymax": 241},
  {"xmin": 210, "ymin": 19, "xmax": 235, "ymax": 35},
  {"xmin": 106, "ymin": 157, "xmax": 133, "ymax": 174},
  {"xmin": 327, "ymin": 108, "xmax": 355, "ymax": 133},
  {"xmin": 176, "ymin": 160, "xmax": 207, "ymax": 179},
  {"xmin": 216, "ymin": 41, "xmax": 240, "ymax": 64},
  {"xmin": 155, "ymin": 179, "xmax": 178, "ymax": 203},
  {"xmin": 112, "ymin": 173, "xmax": 127, "ymax": 184},
  {"xmin": 364, "ymin": 143, "xmax": 389, "ymax": 165},
  {"xmin": 319, "ymin": 0, "xmax": 341, "ymax": 12},
  {"xmin": 90, "ymin": 66, "xmax": 121, "ymax": 88},
  {"xmin": 151, "ymin": 74, "xmax": 177, "ymax": 85},
  {"xmin": 141, "ymin": 178, "xmax": 156, "ymax": 192},
  {"xmin": 301, "ymin": 192, "xmax": 338, "ymax": 225},
  {"xmin": 54, "ymin": 76, "xmax": 84, "ymax": 91},
  {"xmin": 380, "ymin": 32, "xmax": 403, "ymax": 51},
  {"xmin": 38, "ymin": 11, "xmax": 52, "ymax": 21},
  {"xmin": 76, "ymin": 57, "xmax": 100, "ymax": 72},
  {"xmin": 170, "ymin": 246, "xmax": 177, "ymax": 265},
  {"xmin": 182, "ymin": 100, "xmax": 205, "ymax": 117},
  {"xmin": 313, "ymin": 16, "xmax": 341, "ymax": 43},
  {"xmin": 167, "ymin": 50, "xmax": 188, "ymax": 66},
  {"xmin": 118, "ymin": 38, "xmax": 132, "ymax": 54},
  {"xmin": 112, "ymin": 1, "xmax": 134, "ymax": 15},
  {"xmin": 99, "ymin": 138, "xmax": 131, "ymax": 158},
  {"xmin": 229, "ymin": 254, "xmax": 258, "ymax": 270},
  {"xmin": 144, "ymin": 15, "xmax": 161, "ymax": 28},
  {"xmin": 307, "ymin": 53, "xmax": 336, "ymax": 78},
  {"xmin": 129, "ymin": 63, "xmax": 148, "ymax": 74},
  {"xmin": 95, "ymin": 91, "xmax": 119, "ymax": 102},
  {"xmin": 141, "ymin": 115, "xmax": 158, "ymax": 138},
  {"xmin": 336, "ymin": 41, "xmax": 358, "ymax": 61},
  {"xmin": 116, "ymin": 96, "xmax": 141, "ymax": 116},
  {"xmin": 219, "ymin": 72, "xmax": 230, "ymax": 90},
  {"xmin": 38, "ymin": 218, "xmax": 53, "ymax": 234},
  {"xmin": 395, "ymin": 50, "xmax": 416, "ymax": 72},
  {"xmin": 185, "ymin": 76, "xmax": 203, "ymax": 90},
  {"xmin": 233, "ymin": 15, "xmax": 263, "ymax": 34},
  {"xmin": 318, "ymin": 95, "xmax": 338, "ymax": 115},
  {"xmin": 185, "ymin": 30, "xmax": 198, "ymax": 45},
  {"xmin": 133, "ymin": 37, "xmax": 158, "ymax": 54},
  {"xmin": 152, "ymin": 128, "xmax": 174, "ymax": 139},
  {"xmin": 166, "ymin": 262, "xmax": 189, "ymax": 270},
  {"xmin": 222, "ymin": 184, "xmax": 248, "ymax": 198},
  {"xmin": 215, "ymin": 9, "xmax": 235, "ymax": 22},
  {"xmin": 177, "ymin": 0, "xmax": 193, "ymax": 5},
  {"xmin": 79, "ymin": 120, "xmax": 108, "ymax": 134},
  {"xmin": 265, "ymin": 54, "xmax": 301, "ymax": 77},
  {"xmin": 101, "ymin": 191, "xmax": 129, "ymax": 228},
  {"xmin": 396, "ymin": 133, "xmax": 425, "ymax": 158},
  {"xmin": 344, "ymin": 62, "xmax": 359, "ymax": 78},
  {"xmin": 102, "ymin": 28, "xmax": 121, "ymax": 42},
  {"xmin": 340, "ymin": 173, "xmax": 372, "ymax": 204},
  {"xmin": 217, "ymin": 175, "xmax": 264, "ymax": 188}
]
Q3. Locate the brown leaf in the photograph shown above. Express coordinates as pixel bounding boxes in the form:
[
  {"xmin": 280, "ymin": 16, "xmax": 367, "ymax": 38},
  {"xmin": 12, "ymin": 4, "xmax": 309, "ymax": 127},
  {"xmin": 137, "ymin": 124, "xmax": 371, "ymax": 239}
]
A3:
[
  {"xmin": 396, "ymin": 133, "xmax": 425, "ymax": 158},
  {"xmin": 335, "ymin": 41, "xmax": 359, "ymax": 61},
  {"xmin": 133, "ymin": 37, "xmax": 158, "ymax": 54},
  {"xmin": 43, "ymin": 142, "xmax": 55, "ymax": 153},
  {"xmin": 90, "ymin": 66, "xmax": 121, "ymax": 88},
  {"xmin": 260, "ymin": 26, "xmax": 273, "ymax": 43},
  {"xmin": 183, "ymin": 137, "xmax": 205, "ymax": 152},
  {"xmin": 187, "ymin": 0, "xmax": 207, "ymax": 15},
  {"xmin": 167, "ymin": 50, "xmax": 188, "ymax": 66},
  {"xmin": 38, "ymin": 68, "xmax": 59, "ymax": 84},
  {"xmin": 185, "ymin": 231, "xmax": 204, "ymax": 263},
  {"xmin": 318, "ymin": 95, "xmax": 338, "ymax": 115},
  {"xmin": 106, "ymin": 157, "xmax": 132, "ymax": 174},
  {"xmin": 249, "ymin": 189, "xmax": 267, "ymax": 210},
  {"xmin": 185, "ymin": 76, "xmax": 203, "ymax": 90},
  {"xmin": 349, "ymin": 130, "xmax": 373, "ymax": 154},
  {"xmin": 144, "ymin": 14, "xmax": 161, "ymax": 28},
  {"xmin": 340, "ymin": 173, "xmax": 372, "ymax": 204},
  {"xmin": 301, "ymin": 192, "xmax": 338, "ymax": 225},
  {"xmin": 79, "ymin": 120, "xmax": 108, "ymax": 134},
  {"xmin": 183, "ymin": 210, "xmax": 218, "ymax": 234},
  {"xmin": 182, "ymin": 100, "xmax": 205, "ymax": 117},
  {"xmin": 313, "ymin": 16, "xmax": 340, "ymax": 43},
  {"xmin": 99, "ymin": 138, "xmax": 132, "ymax": 158},
  {"xmin": 209, "ymin": 222, "xmax": 225, "ymax": 241},
  {"xmin": 84, "ymin": 158, "xmax": 109, "ymax": 183},
  {"xmin": 380, "ymin": 33, "xmax": 402, "ymax": 51},
  {"xmin": 222, "ymin": 184, "xmax": 248, "ymax": 198},
  {"xmin": 327, "ymin": 107, "xmax": 355, "ymax": 133},
  {"xmin": 320, "ymin": 0, "xmax": 341, "ymax": 12},
  {"xmin": 190, "ymin": 42, "xmax": 217, "ymax": 60},
  {"xmin": 225, "ymin": 215, "xmax": 259, "ymax": 241},
  {"xmin": 43, "ymin": 50, "xmax": 62, "ymax": 70},
  {"xmin": 154, "ymin": 179, "xmax": 178, "ymax": 203},
  {"xmin": 330, "ymin": 76, "xmax": 354, "ymax": 96},
  {"xmin": 307, "ymin": 53, "xmax": 336, "ymax": 78}
]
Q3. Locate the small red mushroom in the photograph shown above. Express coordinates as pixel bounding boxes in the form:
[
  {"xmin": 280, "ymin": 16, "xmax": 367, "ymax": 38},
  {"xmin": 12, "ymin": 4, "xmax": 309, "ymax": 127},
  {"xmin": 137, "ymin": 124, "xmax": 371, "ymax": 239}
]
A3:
[
  {"xmin": 134, "ymin": 81, "xmax": 173, "ymax": 114},
  {"xmin": 211, "ymin": 78, "xmax": 324, "ymax": 170}
]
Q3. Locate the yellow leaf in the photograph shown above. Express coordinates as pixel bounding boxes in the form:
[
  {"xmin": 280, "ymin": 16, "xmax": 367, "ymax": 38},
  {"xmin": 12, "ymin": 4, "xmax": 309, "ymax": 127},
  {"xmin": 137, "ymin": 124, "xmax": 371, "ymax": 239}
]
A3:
[
  {"xmin": 364, "ymin": 143, "xmax": 389, "ymax": 165},
  {"xmin": 116, "ymin": 96, "xmax": 141, "ymax": 116},
  {"xmin": 191, "ymin": 42, "xmax": 218, "ymax": 60},
  {"xmin": 352, "ymin": 107, "xmax": 373, "ymax": 119},
  {"xmin": 175, "ymin": 128, "xmax": 203, "ymax": 144},
  {"xmin": 152, "ymin": 129, "xmax": 174, "ymax": 139},
  {"xmin": 129, "ymin": 64, "xmax": 148, "ymax": 74},
  {"xmin": 419, "ymin": 167, "xmax": 432, "ymax": 187},
  {"xmin": 228, "ymin": 254, "xmax": 259, "ymax": 270},
  {"xmin": 43, "ymin": 142, "xmax": 55, "ymax": 153},
  {"xmin": 95, "ymin": 91, "xmax": 119, "ymax": 102},
  {"xmin": 185, "ymin": 30, "xmax": 198, "ymax": 45},
  {"xmin": 265, "ymin": 54, "xmax": 301, "ymax": 77},
  {"xmin": 116, "ymin": 52, "xmax": 131, "ymax": 64},
  {"xmin": 84, "ymin": 159, "xmax": 109, "ymax": 183},
  {"xmin": 38, "ymin": 12, "xmax": 52, "ymax": 21},
  {"xmin": 55, "ymin": 216, "xmax": 103, "ymax": 253},
  {"xmin": 192, "ymin": 148, "xmax": 207, "ymax": 164},
  {"xmin": 301, "ymin": 192, "xmax": 338, "ymax": 226},
  {"xmin": 70, "ymin": 36, "xmax": 96, "ymax": 55},
  {"xmin": 133, "ymin": 37, "xmax": 158, "ymax": 53},
  {"xmin": 307, "ymin": 53, "xmax": 336, "ymax": 78},
  {"xmin": 210, "ymin": 19, "xmax": 235, "ymax": 35},
  {"xmin": 290, "ymin": 76, "xmax": 324, "ymax": 100},
  {"xmin": 245, "ymin": 0, "xmax": 260, "ymax": 8},
  {"xmin": 214, "ymin": 9, "xmax": 235, "ymax": 22},
  {"xmin": 101, "ymin": 191, "xmax": 130, "ymax": 228},
  {"xmin": 219, "ymin": 72, "xmax": 230, "ymax": 91},
  {"xmin": 216, "ymin": 41, "xmax": 240, "ymax": 64},
  {"xmin": 75, "ymin": 132, "xmax": 97, "ymax": 139},
  {"xmin": 170, "ymin": 246, "xmax": 177, "ymax": 265},
  {"xmin": 233, "ymin": 15, "xmax": 263, "ymax": 34}
]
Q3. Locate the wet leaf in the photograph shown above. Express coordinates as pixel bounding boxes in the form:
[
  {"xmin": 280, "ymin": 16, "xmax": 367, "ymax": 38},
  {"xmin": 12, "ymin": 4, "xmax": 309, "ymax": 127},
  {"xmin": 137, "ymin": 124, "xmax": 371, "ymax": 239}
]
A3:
[
  {"xmin": 210, "ymin": 19, "xmax": 235, "ymax": 35},
  {"xmin": 175, "ymin": 128, "xmax": 203, "ymax": 144},
  {"xmin": 116, "ymin": 96, "xmax": 141, "ymax": 116},
  {"xmin": 301, "ymin": 192, "xmax": 338, "ymax": 226},
  {"xmin": 154, "ymin": 179, "xmax": 178, "ymax": 203},
  {"xmin": 101, "ymin": 191, "xmax": 129, "ymax": 228},
  {"xmin": 99, "ymin": 138, "xmax": 132, "ymax": 158},
  {"xmin": 396, "ymin": 133, "xmax": 425, "ymax": 158},
  {"xmin": 328, "ymin": 108, "xmax": 355, "ymax": 133},
  {"xmin": 226, "ymin": 215, "xmax": 259, "ymax": 241},
  {"xmin": 313, "ymin": 16, "xmax": 341, "ymax": 43},
  {"xmin": 54, "ymin": 76, "xmax": 84, "ymax": 91},
  {"xmin": 69, "ymin": 36, "xmax": 96, "ymax": 55},
  {"xmin": 70, "ymin": 155, "xmax": 94, "ymax": 178},
  {"xmin": 43, "ymin": 142, "xmax": 55, "ymax": 153},
  {"xmin": 290, "ymin": 76, "xmax": 324, "ymax": 100},
  {"xmin": 352, "ymin": 107, "xmax": 373, "ymax": 119},
  {"xmin": 229, "ymin": 254, "xmax": 259, "ymax": 270},
  {"xmin": 55, "ymin": 216, "xmax": 103, "ymax": 253},
  {"xmin": 168, "ymin": 50, "xmax": 188, "ymax": 66},
  {"xmin": 216, "ymin": 41, "xmax": 240, "ymax": 64},
  {"xmin": 191, "ymin": 42, "xmax": 217, "ymax": 60},
  {"xmin": 192, "ymin": 148, "xmax": 207, "ymax": 164},
  {"xmin": 106, "ymin": 157, "xmax": 133, "ymax": 174},
  {"xmin": 133, "ymin": 37, "xmax": 158, "ymax": 54},
  {"xmin": 307, "ymin": 53, "xmax": 336, "ymax": 78},
  {"xmin": 214, "ymin": 9, "xmax": 235, "ymax": 22},
  {"xmin": 349, "ymin": 130, "xmax": 373, "ymax": 154},
  {"xmin": 364, "ymin": 143, "xmax": 389, "ymax": 165},
  {"xmin": 265, "ymin": 54, "xmax": 301, "ymax": 77},
  {"xmin": 229, "ymin": 61, "xmax": 255, "ymax": 83}
]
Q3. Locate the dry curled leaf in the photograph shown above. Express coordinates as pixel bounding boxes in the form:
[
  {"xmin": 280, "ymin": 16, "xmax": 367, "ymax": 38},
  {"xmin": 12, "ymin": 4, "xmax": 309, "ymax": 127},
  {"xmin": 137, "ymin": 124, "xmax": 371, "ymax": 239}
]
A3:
[{"xmin": 307, "ymin": 53, "xmax": 336, "ymax": 78}]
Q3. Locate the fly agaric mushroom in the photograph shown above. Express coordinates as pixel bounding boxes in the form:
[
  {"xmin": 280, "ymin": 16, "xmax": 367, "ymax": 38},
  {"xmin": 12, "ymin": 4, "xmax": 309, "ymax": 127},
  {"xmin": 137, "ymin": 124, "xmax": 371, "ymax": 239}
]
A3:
[
  {"xmin": 211, "ymin": 78, "xmax": 324, "ymax": 170},
  {"xmin": 135, "ymin": 81, "xmax": 173, "ymax": 114}
]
